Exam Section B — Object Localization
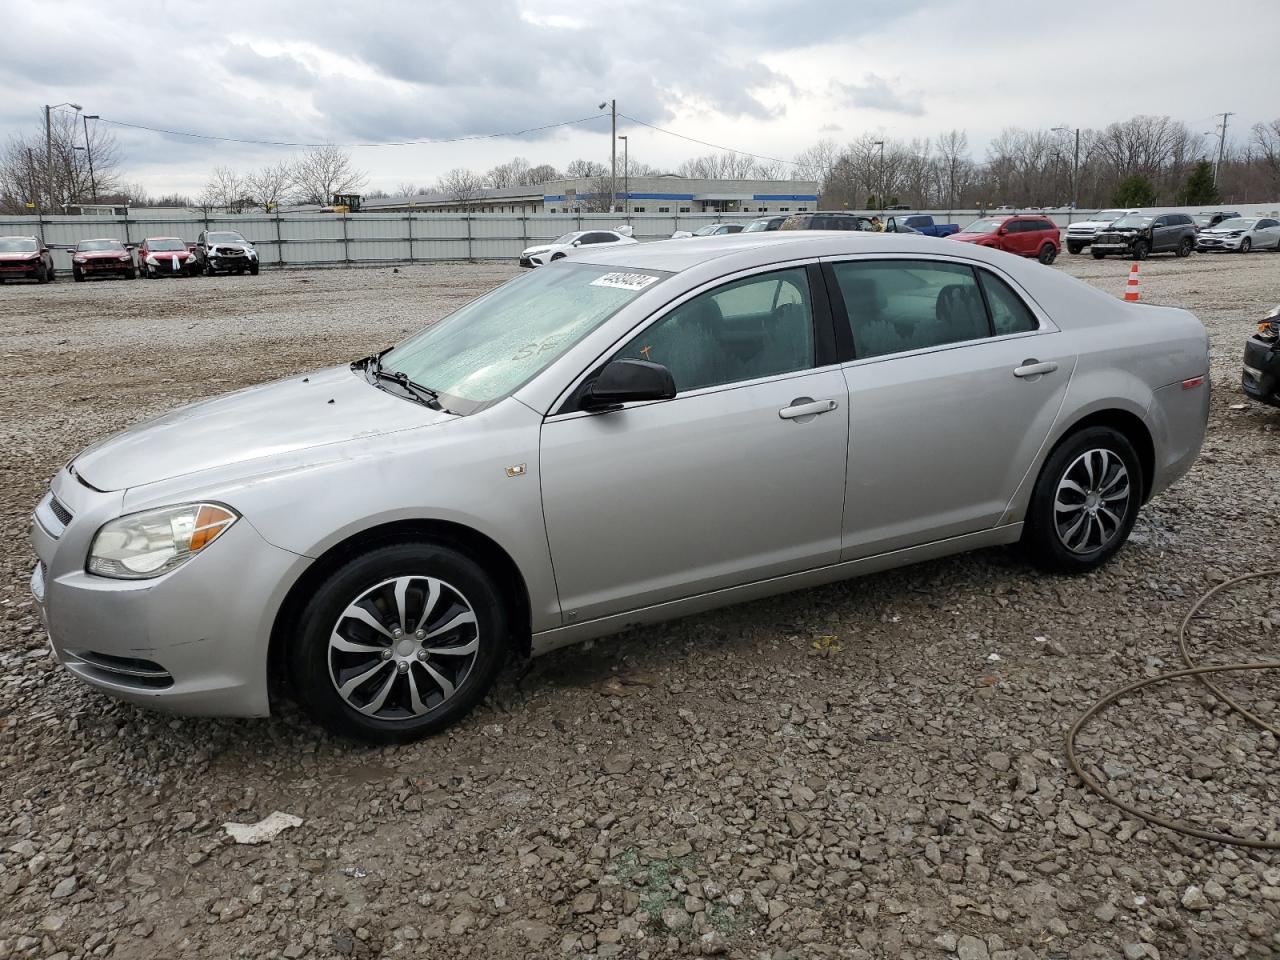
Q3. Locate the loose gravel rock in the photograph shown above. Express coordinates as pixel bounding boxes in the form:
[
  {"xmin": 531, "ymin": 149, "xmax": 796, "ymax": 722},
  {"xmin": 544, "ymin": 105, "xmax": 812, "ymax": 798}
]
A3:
[{"xmin": 1, "ymin": 255, "xmax": 1278, "ymax": 958}]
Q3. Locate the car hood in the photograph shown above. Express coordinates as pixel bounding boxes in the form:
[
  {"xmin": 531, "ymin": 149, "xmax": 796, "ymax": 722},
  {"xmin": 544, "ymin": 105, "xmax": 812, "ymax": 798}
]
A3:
[
  {"xmin": 0, "ymin": 251, "xmax": 39, "ymax": 260},
  {"xmin": 76, "ymin": 250, "xmax": 129, "ymax": 259},
  {"xmin": 1068, "ymin": 219, "xmax": 1112, "ymax": 229},
  {"xmin": 146, "ymin": 249, "xmax": 192, "ymax": 256},
  {"xmin": 71, "ymin": 365, "xmax": 453, "ymax": 492},
  {"xmin": 211, "ymin": 241, "xmax": 255, "ymax": 252},
  {"xmin": 949, "ymin": 232, "xmax": 990, "ymax": 242}
]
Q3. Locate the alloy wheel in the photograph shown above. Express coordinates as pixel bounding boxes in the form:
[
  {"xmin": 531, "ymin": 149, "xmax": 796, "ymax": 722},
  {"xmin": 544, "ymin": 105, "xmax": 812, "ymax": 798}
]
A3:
[
  {"xmin": 327, "ymin": 575, "xmax": 479, "ymax": 720},
  {"xmin": 1054, "ymin": 449, "xmax": 1131, "ymax": 554}
]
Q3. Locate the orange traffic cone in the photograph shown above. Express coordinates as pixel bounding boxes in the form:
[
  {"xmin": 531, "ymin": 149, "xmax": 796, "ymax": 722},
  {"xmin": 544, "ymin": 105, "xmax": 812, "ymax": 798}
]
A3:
[{"xmin": 1123, "ymin": 263, "xmax": 1140, "ymax": 302}]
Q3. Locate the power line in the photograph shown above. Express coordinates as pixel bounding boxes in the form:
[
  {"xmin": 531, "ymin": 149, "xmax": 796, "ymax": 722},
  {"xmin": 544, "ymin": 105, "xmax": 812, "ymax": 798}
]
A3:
[
  {"xmin": 68, "ymin": 110, "xmax": 608, "ymax": 149},
  {"xmin": 617, "ymin": 113, "xmax": 800, "ymax": 167}
]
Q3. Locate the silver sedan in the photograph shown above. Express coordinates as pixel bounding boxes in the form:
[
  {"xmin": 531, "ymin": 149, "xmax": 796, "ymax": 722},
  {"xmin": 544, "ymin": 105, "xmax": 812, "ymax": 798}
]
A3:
[{"xmin": 30, "ymin": 233, "xmax": 1210, "ymax": 742}]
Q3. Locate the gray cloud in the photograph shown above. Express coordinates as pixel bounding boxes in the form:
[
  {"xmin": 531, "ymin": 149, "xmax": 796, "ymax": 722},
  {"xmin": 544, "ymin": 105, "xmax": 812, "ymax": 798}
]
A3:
[{"xmin": 830, "ymin": 74, "xmax": 924, "ymax": 116}]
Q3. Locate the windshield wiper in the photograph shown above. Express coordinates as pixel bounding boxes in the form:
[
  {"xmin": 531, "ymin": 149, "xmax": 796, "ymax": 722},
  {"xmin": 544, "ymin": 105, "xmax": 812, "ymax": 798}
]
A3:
[{"xmin": 354, "ymin": 348, "xmax": 450, "ymax": 411}]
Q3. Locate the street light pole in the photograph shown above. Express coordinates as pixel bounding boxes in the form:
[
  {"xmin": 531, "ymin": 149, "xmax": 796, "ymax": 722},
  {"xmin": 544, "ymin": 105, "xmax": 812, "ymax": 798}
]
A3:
[
  {"xmin": 83, "ymin": 114, "xmax": 99, "ymax": 203},
  {"xmin": 619, "ymin": 135, "xmax": 629, "ymax": 217},
  {"xmin": 44, "ymin": 102, "xmax": 82, "ymax": 209},
  {"xmin": 597, "ymin": 99, "xmax": 617, "ymax": 212}
]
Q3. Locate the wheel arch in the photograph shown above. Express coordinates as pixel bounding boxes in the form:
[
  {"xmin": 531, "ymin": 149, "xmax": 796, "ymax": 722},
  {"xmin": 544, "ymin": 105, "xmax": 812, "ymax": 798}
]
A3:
[
  {"xmin": 1043, "ymin": 408, "xmax": 1156, "ymax": 503},
  {"xmin": 268, "ymin": 518, "xmax": 534, "ymax": 696}
]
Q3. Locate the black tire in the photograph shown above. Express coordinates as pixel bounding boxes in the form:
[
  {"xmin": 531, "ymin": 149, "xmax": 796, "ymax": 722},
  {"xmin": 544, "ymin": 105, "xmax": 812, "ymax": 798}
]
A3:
[
  {"xmin": 1092, "ymin": 250, "xmax": 1106, "ymax": 260},
  {"xmin": 249, "ymin": 263, "xmax": 259, "ymax": 276},
  {"xmin": 1131, "ymin": 240, "xmax": 1149, "ymax": 261},
  {"xmin": 126, "ymin": 268, "xmax": 137, "ymax": 280},
  {"xmin": 73, "ymin": 269, "xmax": 84, "ymax": 282},
  {"xmin": 289, "ymin": 541, "xmax": 510, "ymax": 743},
  {"xmin": 549, "ymin": 252, "xmax": 566, "ymax": 261},
  {"xmin": 1175, "ymin": 237, "xmax": 1192, "ymax": 258},
  {"xmin": 204, "ymin": 262, "xmax": 216, "ymax": 276},
  {"xmin": 1240, "ymin": 237, "xmax": 1251, "ymax": 254},
  {"xmin": 37, "ymin": 263, "xmax": 50, "ymax": 284},
  {"xmin": 1037, "ymin": 243, "xmax": 1057, "ymax": 265},
  {"xmin": 1067, "ymin": 242, "xmax": 1083, "ymax": 255},
  {"xmin": 1022, "ymin": 426, "xmax": 1143, "ymax": 574}
]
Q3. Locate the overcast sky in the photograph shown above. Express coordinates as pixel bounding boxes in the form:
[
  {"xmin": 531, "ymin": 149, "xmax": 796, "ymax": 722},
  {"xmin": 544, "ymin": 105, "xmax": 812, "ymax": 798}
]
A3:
[{"xmin": 2, "ymin": 0, "xmax": 1276, "ymax": 196}]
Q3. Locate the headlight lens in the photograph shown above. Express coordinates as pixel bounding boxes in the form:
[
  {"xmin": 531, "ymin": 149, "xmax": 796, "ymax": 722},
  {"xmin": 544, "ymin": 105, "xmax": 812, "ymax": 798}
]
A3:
[
  {"xmin": 146, "ymin": 255, "xmax": 159, "ymax": 265},
  {"xmin": 88, "ymin": 503, "xmax": 237, "ymax": 579}
]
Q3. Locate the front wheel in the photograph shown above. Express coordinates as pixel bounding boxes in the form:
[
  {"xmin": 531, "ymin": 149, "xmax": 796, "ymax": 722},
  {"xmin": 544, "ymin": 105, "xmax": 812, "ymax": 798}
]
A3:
[
  {"xmin": 1067, "ymin": 242, "xmax": 1083, "ymax": 255},
  {"xmin": 1037, "ymin": 243, "xmax": 1057, "ymax": 265},
  {"xmin": 549, "ymin": 252, "xmax": 565, "ymax": 261},
  {"xmin": 126, "ymin": 268, "xmax": 137, "ymax": 280},
  {"xmin": 1240, "ymin": 237, "xmax": 1251, "ymax": 254},
  {"xmin": 1022, "ymin": 426, "xmax": 1142, "ymax": 574},
  {"xmin": 249, "ymin": 263, "xmax": 259, "ymax": 276},
  {"xmin": 37, "ymin": 263, "xmax": 50, "ymax": 284},
  {"xmin": 204, "ymin": 262, "xmax": 216, "ymax": 276},
  {"xmin": 73, "ymin": 268, "xmax": 85, "ymax": 282},
  {"xmin": 289, "ymin": 542, "xmax": 510, "ymax": 742},
  {"xmin": 1092, "ymin": 250, "xmax": 1106, "ymax": 260},
  {"xmin": 1131, "ymin": 240, "xmax": 1149, "ymax": 261},
  {"xmin": 1175, "ymin": 237, "xmax": 1192, "ymax": 258}
]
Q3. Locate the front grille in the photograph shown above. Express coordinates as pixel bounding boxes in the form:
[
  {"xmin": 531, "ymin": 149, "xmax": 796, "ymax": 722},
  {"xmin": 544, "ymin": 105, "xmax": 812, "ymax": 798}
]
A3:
[
  {"xmin": 49, "ymin": 496, "xmax": 72, "ymax": 525},
  {"xmin": 70, "ymin": 651, "xmax": 174, "ymax": 689}
]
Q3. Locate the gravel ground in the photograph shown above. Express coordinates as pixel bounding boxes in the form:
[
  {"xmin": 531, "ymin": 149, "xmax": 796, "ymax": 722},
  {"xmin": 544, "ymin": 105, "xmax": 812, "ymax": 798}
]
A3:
[{"xmin": 1, "ymin": 253, "xmax": 1278, "ymax": 960}]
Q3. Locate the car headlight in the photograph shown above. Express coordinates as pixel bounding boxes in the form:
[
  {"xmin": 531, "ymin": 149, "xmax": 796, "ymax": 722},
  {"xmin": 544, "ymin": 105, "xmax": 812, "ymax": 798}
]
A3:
[
  {"xmin": 146, "ymin": 255, "xmax": 159, "ymax": 265},
  {"xmin": 118, "ymin": 254, "xmax": 130, "ymax": 261},
  {"xmin": 73, "ymin": 256, "xmax": 85, "ymax": 263},
  {"xmin": 87, "ymin": 503, "xmax": 238, "ymax": 579}
]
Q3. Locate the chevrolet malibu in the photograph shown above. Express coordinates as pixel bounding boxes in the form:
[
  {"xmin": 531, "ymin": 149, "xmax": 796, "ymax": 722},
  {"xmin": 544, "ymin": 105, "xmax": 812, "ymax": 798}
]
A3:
[{"xmin": 30, "ymin": 233, "xmax": 1210, "ymax": 742}]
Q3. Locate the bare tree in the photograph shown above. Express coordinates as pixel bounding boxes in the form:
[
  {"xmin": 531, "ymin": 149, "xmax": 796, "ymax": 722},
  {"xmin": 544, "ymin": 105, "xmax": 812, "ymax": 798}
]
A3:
[
  {"xmin": 565, "ymin": 158, "xmax": 608, "ymax": 179},
  {"xmin": 289, "ymin": 145, "xmax": 367, "ymax": 205},
  {"xmin": 485, "ymin": 156, "xmax": 533, "ymax": 189},
  {"xmin": 245, "ymin": 162, "xmax": 292, "ymax": 211},
  {"xmin": 1251, "ymin": 120, "xmax": 1280, "ymax": 196},
  {"xmin": 794, "ymin": 139, "xmax": 840, "ymax": 193},
  {"xmin": 434, "ymin": 167, "xmax": 486, "ymax": 203},
  {"xmin": 525, "ymin": 163, "xmax": 561, "ymax": 184},
  {"xmin": 394, "ymin": 181, "xmax": 419, "ymax": 198},
  {"xmin": 936, "ymin": 129, "xmax": 970, "ymax": 209},
  {"xmin": 197, "ymin": 166, "xmax": 249, "ymax": 213},
  {"xmin": 0, "ymin": 110, "xmax": 124, "ymax": 212},
  {"xmin": 677, "ymin": 151, "xmax": 759, "ymax": 179}
]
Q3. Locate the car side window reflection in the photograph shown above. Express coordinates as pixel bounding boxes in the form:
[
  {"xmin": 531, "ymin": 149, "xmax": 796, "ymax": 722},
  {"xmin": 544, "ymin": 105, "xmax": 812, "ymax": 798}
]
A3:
[
  {"xmin": 977, "ymin": 270, "xmax": 1039, "ymax": 336},
  {"xmin": 613, "ymin": 268, "xmax": 816, "ymax": 393},
  {"xmin": 832, "ymin": 260, "xmax": 992, "ymax": 360}
]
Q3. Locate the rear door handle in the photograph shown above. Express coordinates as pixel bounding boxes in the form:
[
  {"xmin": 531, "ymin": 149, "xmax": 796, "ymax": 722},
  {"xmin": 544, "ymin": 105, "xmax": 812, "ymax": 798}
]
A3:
[
  {"xmin": 1013, "ymin": 360, "xmax": 1058, "ymax": 379},
  {"xmin": 779, "ymin": 398, "xmax": 839, "ymax": 420}
]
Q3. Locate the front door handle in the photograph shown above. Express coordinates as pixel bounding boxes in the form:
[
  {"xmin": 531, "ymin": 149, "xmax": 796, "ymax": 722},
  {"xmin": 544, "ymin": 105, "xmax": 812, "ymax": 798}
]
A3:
[
  {"xmin": 779, "ymin": 397, "xmax": 839, "ymax": 421},
  {"xmin": 1013, "ymin": 360, "xmax": 1058, "ymax": 379}
]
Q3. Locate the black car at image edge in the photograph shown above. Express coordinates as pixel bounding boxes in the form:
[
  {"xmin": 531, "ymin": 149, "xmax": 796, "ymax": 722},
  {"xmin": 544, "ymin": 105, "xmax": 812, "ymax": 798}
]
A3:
[{"xmin": 1242, "ymin": 305, "xmax": 1280, "ymax": 407}]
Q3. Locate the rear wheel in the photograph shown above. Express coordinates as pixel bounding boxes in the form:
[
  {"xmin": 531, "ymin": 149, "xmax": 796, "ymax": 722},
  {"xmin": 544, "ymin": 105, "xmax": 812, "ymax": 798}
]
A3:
[
  {"xmin": 289, "ymin": 542, "xmax": 510, "ymax": 742},
  {"xmin": 1240, "ymin": 237, "xmax": 1251, "ymax": 254},
  {"xmin": 1175, "ymin": 237, "xmax": 1192, "ymax": 258},
  {"xmin": 1022, "ymin": 426, "xmax": 1142, "ymax": 573},
  {"xmin": 1131, "ymin": 240, "xmax": 1149, "ymax": 261},
  {"xmin": 1037, "ymin": 243, "xmax": 1057, "ymax": 265}
]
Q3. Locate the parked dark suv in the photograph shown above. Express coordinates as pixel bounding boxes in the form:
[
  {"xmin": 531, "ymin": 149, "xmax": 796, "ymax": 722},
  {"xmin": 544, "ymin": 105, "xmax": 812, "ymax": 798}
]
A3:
[
  {"xmin": 779, "ymin": 212, "xmax": 876, "ymax": 231},
  {"xmin": 1091, "ymin": 213, "xmax": 1196, "ymax": 260}
]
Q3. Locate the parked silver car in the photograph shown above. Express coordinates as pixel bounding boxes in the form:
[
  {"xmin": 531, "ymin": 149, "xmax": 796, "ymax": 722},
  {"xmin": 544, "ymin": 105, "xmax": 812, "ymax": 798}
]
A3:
[{"xmin": 30, "ymin": 233, "xmax": 1210, "ymax": 742}]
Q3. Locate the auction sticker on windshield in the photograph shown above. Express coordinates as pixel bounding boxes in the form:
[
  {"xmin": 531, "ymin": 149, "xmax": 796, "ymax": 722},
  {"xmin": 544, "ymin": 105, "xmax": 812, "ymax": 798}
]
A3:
[{"xmin": 590, "ymin": 272, "xmax": 661, "ymax": 291}]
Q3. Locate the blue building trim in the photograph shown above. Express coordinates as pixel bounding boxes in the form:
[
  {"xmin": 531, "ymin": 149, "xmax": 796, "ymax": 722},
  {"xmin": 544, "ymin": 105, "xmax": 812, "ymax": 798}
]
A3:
[
  {"xmin": 752, "ymin": 194, "xmax": 819, "ymax": 201},
  {"xmin": 625, "ymin": 192, "xmax": 696, "ymax": 201}
]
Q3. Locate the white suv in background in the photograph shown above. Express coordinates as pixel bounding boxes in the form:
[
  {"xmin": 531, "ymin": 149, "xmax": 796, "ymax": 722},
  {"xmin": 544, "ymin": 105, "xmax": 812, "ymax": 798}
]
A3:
[{"xmin": 1065, "ymin": 209, "xmax": 1138, "ymax": 255}]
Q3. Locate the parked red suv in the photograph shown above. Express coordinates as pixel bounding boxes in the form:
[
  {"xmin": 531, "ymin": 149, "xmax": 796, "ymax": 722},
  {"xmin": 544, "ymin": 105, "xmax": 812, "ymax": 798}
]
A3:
[{"xmin": 950, "ymin": 215, "xmax": 1061, "ymax": 264}]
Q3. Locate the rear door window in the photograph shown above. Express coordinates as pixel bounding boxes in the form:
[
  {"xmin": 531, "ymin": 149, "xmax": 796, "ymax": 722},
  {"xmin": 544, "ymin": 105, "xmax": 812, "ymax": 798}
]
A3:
[
  {"xmin": 831, "ymin": 260, "xmax": 992, "ymax": 360},
  {"xmin": 977, "ymin": 271, "xmax": 1038, "ymax": 336}
]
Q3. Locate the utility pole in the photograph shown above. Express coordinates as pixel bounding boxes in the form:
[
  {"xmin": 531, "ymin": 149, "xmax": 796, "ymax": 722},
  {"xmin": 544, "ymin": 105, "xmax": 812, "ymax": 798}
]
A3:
[
  {"xmin": 83, "ymin": 114, "xmax": 99, "ymax": 203},
  {"xmin": 873, "ymin": 140, "xmax": 885, "ymax": 211},
  {"xmin": 597, "ymin": 99, "xmax": 617, "ymax": 211},
  {"xmin": 1211, "ymin": 112, "xmax": 1234, "ymax": 187},
  {"xmin": 619, "ymin": 134, "xmax": 629, "ymax": 217}
]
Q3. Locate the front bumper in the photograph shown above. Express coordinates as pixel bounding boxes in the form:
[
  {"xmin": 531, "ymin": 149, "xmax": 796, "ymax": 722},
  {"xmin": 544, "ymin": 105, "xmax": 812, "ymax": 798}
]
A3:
[
  {"xmin": 146, "ymin": 257, "xmax": 197, "ymax": 275},
  {"xmin": 208, "ymin": 253, "xmax": 256, "ymax": 270},
  {"xmin": 77, "ymin": 259, "xmax": 132, "ymax": 273},
  {"xmin": 0, "ymin": 261, "xmax": 41, "ymax": 278},
  {"xmin": 29, "ymin": 469, "xmax": 307, "ymax": 717},
  {"xmin": 1242, "ymin": 336, "xmax": 1280, "ymax": 406},
  {"xmin": 1195, "ymin": 237, "xmax": 1243, "ymax": 251},
  {"xmin": 1065, "ymin": 231, "xmax": 1096, "ymax": 245}
]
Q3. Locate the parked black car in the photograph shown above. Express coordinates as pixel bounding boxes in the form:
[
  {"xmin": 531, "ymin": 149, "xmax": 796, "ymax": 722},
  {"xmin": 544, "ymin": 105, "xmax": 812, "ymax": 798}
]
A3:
[
  {"xmin": 0, "ymin": 236, "xmax": 55, "ymax": 283},
  {"xmin": 1242, "ymin": 304, "xmax": 1280, "ymax": 408},
  {"xmin": 779, "ymin": 212, "xmax": 876, "ymax": 231},
  {"xmin": 195, "ymin": 230, "xmax": 260, "ymax": 275},
  {"xmin": 1091, "ymin": 213, "xmax": 1196, "ymax": 260},
  {"xmin": 1193, "ymin": 211, "xmax": 1241, "ymax": 231}
]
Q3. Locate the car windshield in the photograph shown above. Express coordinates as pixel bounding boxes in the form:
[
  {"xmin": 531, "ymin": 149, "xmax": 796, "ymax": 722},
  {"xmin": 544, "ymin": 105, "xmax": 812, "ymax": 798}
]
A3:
[
  {"xmin": 380, "ymin": 262, "xmax": 668, "ymax": 411},
  {"xmin": 77, "ymin": 239, "xmax": 124, "ymax": 252},
  {"xmin": 1111, "ymin": 215, "xmax": 1153, "ymax": 228},
  {"xmin": 0, "ymin": 238, "xmax": 38, "ymax": 253},
  {"xmin": 149, "ymin": 239, "xmax": 187, "ymax": 251},
  {"xmin": 208, "ymin": 232, "xmax": 246, "ymax": 243},
  {"xmin": 1094, "ymin": 210, "xmax": 1128, "ymax": 221},
  {"xmin": 743, "ymin": 220, "xmax": 773, "ymax": 232},
  {"xmin": 960, "ymin": 219, "xmax": 1002, "ymax": 235},
  {"xmin": 1215, "ymin": 218, "xmax": 1254, "ymax": 230},
  {"xmin": 692, "ymin": 225, "xmax": 722, "ymax": 236},
  {"xmin": 552, "ymin": 232, "xmax": 581, "ymax": 244}
]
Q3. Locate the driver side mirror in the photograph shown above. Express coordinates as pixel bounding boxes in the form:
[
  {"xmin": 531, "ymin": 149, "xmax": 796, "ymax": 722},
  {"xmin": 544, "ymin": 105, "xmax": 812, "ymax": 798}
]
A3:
[
  {"xmin": 572, "ymin": 239, "xmax": 582, "ymax": 247},
  {"xmin": 997, "ymin": 226, "xmax": 1008, "ymax": 236},
  {"xmin": 582, "ymin": 359, "xmax": 676, "ymax": 411}
]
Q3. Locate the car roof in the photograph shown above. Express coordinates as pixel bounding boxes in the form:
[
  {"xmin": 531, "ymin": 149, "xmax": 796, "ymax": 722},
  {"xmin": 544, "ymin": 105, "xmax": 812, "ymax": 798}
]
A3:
[
  {"xmin": 569, "ymin": 231, "xmax": 1023, "ymax": 274},
  {"xmin": 143, "ymin": 236, "xmax": 186, "ymax": 241},
  {"xmin": 1, "ymin": 235, "xmax": 39, "ymax": 240},
  {"xmin": 78, "ymin": 237, "xmax": 124, "ymax": 243}
]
